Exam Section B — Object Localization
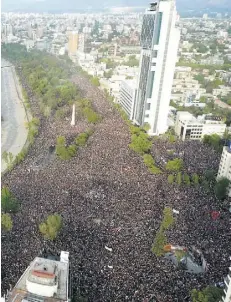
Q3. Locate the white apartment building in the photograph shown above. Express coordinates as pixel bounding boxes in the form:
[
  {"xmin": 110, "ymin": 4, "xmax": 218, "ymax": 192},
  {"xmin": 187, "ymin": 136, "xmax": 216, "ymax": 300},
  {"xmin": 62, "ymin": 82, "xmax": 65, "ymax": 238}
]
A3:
[
  {"xmin": 217, "ymin": 147, "xmax": 231, "ymax": 197},
  {"xmin": 78, "ymin": 33, "xmax": 85, "ymax": 53},
  {"xmin": 100, "ymin": 75, "xmax": 126, "ymax": 100},
  {"xmin": 77, "ymin": 52, "xmax": 95, "ymax": 68},
  {"xmin": 213, "ymin": 85, "xmax": 231, "ymax": 97},
  {"xmin": 175, "ymin": 112, "xmax": 226, "ymax": 141},
  {"xmin": 174, "ymin": 66, "xmax": 192, "ymax": 79},
  {"xmin": 119, "ymin": 80, "xmax": 137, "ymax": 119},
  {"xmin": 132, "ymin": 0, "xmax": 180, "ymax": 135}
]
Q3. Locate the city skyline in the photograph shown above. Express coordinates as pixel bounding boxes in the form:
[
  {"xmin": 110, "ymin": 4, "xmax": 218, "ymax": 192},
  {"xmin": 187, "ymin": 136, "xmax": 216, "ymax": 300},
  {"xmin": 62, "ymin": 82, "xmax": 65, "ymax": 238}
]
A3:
[{"xmin": 2, "ymin": 0, "xmax": 231, "ymax": 13}]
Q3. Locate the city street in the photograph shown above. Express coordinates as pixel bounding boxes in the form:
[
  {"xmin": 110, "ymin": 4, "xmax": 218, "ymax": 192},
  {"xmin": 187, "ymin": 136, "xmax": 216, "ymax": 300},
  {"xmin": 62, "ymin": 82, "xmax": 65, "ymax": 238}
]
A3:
[{"xmin": 1, "ymin": 58, "xmax": 28, "ymax": 172}]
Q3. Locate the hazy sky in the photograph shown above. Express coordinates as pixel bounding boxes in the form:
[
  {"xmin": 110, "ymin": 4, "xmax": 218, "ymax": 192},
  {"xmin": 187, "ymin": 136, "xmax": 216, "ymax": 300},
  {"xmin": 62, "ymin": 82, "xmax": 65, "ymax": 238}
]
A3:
[{"xmin": 2, "ymin": 0, "xmax": 231, "ymax": 12}]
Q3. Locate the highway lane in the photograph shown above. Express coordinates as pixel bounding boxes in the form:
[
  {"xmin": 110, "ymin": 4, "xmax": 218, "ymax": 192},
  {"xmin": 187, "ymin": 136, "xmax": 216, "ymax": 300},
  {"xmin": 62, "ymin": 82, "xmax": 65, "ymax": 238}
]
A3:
[{"xmin": 1, "ymin": 58, "xmax": 28, "ymax": 172}]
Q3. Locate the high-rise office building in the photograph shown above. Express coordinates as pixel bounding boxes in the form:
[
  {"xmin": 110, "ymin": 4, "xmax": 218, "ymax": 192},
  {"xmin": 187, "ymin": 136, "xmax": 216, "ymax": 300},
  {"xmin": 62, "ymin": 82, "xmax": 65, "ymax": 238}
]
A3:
[
  {"xmin": 68, "ymin": 31, "xmax": 78, "ymax": 56},
  {"xmin": 217, "ymin": 145, "xmax": 231, "ymax": 197},
  {"xmin": 222, "ymin": 258, "xmax": 231, "ymax": 302},
  {"xmin": 132, "ymin": 0, "xmax": 180, "ymax": 135}
]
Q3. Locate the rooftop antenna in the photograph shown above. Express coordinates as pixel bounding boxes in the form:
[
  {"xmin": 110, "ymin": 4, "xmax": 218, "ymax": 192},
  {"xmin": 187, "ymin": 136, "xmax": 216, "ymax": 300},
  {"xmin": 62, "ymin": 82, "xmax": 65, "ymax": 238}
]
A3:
[{"xmin": 149, "ymin": 2, "xmax": 158, "ymax": 11}]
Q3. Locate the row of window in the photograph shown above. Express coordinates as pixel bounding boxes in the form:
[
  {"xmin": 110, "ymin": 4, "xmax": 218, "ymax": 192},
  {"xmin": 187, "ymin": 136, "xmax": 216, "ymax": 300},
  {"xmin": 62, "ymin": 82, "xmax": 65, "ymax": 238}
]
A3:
[{"xmin": 190, "ymin": 135, "xmax": 201, "ymax": 139}]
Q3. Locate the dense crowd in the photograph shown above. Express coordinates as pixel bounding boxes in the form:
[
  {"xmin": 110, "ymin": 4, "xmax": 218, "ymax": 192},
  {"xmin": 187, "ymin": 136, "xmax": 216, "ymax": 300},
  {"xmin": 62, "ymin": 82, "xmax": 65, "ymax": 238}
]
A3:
[{"xmin": 1, "ymin": 72, "xmax": 231, "ymax": 302}]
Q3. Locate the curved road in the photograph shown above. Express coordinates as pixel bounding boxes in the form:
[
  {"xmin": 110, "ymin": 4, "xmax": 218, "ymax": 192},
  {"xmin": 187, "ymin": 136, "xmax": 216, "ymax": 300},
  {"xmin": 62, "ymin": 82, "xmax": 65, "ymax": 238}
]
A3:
[{"xmin": 1, "ymin": 59, "xmax": 28, "ymax": 172}]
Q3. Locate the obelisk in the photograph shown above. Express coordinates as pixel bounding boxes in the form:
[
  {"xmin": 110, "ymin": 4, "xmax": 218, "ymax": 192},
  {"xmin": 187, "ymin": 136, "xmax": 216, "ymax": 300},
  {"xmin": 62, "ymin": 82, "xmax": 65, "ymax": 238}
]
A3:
[{"xmin": 71, "ymin": 104, "xmax": 75, "ymax": 126}]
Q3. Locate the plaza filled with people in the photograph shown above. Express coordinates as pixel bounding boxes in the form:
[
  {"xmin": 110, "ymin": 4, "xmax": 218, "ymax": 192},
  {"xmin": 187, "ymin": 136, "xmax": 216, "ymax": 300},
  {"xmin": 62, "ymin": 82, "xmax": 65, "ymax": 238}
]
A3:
[{"xmin": 1, "ymin": 72, "xmax": 231, "ymax": 302}]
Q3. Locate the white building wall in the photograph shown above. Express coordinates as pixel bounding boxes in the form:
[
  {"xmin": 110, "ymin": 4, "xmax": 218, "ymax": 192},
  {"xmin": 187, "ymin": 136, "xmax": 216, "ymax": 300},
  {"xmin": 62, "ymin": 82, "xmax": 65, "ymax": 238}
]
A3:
[
  {"xmin": 132, "ymin": 0, "xmax": 179, "ymax": 135},
  {"xmin": 119, "ymin": 81, "xmax": 136, "ymax": 118},
  {"xmin": 147, "ymin": 1, "xmax": 180, "ymax": 135},
  {"xmin": 26, "ymin": 280, "xmax": 58, "ymax": 297},
  {"xmin": 175, "ymin": 112, "xmax": 226, "ymax": 141},
  {"xmin": 217, "ymin": 147, "xmax": 231, "ymax": 197},
  {"xmin": 202, "ymin": 123, "xmax": 226, "ymax": 136},
  {"xmin": 152, "ymin": 26, "xmax": 180, "ymax": 134},
  {"xmin": 132, "ymin": 48, "xmax": 152, "ymax": 123},
  {"xmin": 222, "ymin": 265, "xmax": 231, "ymax": 302}
]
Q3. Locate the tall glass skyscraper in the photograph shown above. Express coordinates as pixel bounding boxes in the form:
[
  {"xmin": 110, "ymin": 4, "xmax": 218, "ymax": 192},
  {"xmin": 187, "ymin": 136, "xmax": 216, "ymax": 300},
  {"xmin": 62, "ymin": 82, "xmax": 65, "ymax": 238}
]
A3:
[{"xmin": 132, "ymin": 0, "xmax": 180, "ymax": 135}]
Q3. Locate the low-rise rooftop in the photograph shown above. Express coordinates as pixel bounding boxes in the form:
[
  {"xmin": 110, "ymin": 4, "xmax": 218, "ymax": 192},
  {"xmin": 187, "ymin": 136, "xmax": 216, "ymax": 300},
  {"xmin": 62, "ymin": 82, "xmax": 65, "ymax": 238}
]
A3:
[{"xmin": 7, "ymin": 252, "xmax": 69, "ymax": 302}]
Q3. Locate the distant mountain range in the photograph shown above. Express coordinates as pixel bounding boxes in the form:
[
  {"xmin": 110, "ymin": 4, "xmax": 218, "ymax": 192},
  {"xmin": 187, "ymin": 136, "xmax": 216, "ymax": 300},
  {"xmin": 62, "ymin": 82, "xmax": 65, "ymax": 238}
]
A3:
[{"xmin": 2, "ymin": 0, "xmax": 231, "ymax": 13}]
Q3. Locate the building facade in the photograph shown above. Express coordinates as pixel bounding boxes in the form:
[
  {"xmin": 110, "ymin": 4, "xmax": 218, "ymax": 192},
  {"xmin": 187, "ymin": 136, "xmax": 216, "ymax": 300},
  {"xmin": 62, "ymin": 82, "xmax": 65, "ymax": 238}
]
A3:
[
  {"xmin": 119, "ymin": 80, "xmax": 137, "ymax": 119},
  {"xmin": 78, "ymin": 33, "xmax": 86, "ymax": 53},
  {"xmin": 175, "ymin": 112, "xmax": 226, "ymax": 141},
  {"xmin": 68, "ymin": 31, "xmax": 78, "ymax": 56},
  {"xmin": 132, "ymin": 0, "xmax": 180, "ymax": 135},
  {"xmin": 222, "ymin": 260, "xmax": 231, "ymax": 302},
  {"xmin": 217, "ymin": 146, "xmax": 231, "ymax": 197}
]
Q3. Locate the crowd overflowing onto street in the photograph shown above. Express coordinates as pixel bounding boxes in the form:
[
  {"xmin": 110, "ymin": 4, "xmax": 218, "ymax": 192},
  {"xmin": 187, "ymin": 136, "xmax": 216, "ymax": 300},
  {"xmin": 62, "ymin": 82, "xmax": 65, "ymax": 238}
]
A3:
[{"xmin": 1, "ymin": 72, "xmax": 230, "ymax": 302}]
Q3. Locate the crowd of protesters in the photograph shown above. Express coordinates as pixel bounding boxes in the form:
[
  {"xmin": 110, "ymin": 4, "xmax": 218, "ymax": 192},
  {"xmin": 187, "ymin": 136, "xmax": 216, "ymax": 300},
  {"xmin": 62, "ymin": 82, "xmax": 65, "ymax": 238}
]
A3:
[{"xmin": 1, "ymin": 73, "xmax": 230, "ymax": 302}]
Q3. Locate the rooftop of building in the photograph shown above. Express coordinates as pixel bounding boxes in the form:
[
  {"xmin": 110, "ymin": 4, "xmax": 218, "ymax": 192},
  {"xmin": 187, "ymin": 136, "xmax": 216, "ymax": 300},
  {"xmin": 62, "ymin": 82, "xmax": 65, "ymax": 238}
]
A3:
[
  {"xmin": 7, "ymin": 252, "xmax": 69, "ymax": 302},
  {"xmin": 177, "ymin": 111, "xmax": 226, "ymax": 125}
]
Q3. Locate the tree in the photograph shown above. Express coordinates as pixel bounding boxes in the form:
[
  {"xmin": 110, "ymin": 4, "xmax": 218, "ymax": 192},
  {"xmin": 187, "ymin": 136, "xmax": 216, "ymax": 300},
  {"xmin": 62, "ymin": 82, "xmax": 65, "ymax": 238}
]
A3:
[
  {"xmin": 2, "ymin": 151, "xmax": 8, "ymax": 165},
  {"xmin": 226, "ymin": 99, "xmax": 231, "ymax": 106},
  {"xmin": 129, "ymin": 125, "xmax": 142, "ymax": 135},
  {"xmin": 55, "ymin": 136, "xmax": 77, "ymax": 160},
  {"xmin": 143, "ymin": 154, "xmax": 155, "ymax": 168},
  {"xmin": 194, "ymin": 74, "xmax": 205, "ymax": 84},
  {"xmin": 83, "ymin": 107, "xmax": 101, "ymax": 123},
  {"xmin": 129, "ymin": 132, "xmax": 152, "ymax": 155},
  {"xmin": 2, "ymin": 151, "xmax": 14, "ymax": 169},
  {"xmin": 1, "ymin": 187, "xmax": 19, "ymax": 213},
  {"xmin": 215, "ymin": 177, "xmax": 230, "ymax": 200},
  {"xmin": 125, "ymin": 55, "xmax": 139, "ymax": 67},
  {"xmin": 91, "ymin": 77, "xmax": 100, "ymax": 87},
  {"xmin": 203, "ymin": 134, "xmax": 221, "ymax": 151},
  {"xmin": 183, "ymin": 174, "xmax": 191, "ymax": 186},
  {"xmin": 223, "ymin": 129, "xmax": 231, "ymax": 140},
  {"xmin": 176, "ymin": 172, "xmax": 182, "ymax": 185},
  {"xmin": 204, "ymin": 170, "xmax": 216, "ymax": 182},
  {"xmin": 67, "ymin": 145, "xmax": 77, "ymax": 157},
  {"xmin": 192, "ymin": 173, "xmax": 199, "ymax": 185},
  {"xmin": 168, "ymin": 174, "xmax": 175, "ymax": 184},
  {"xmin": 56, "ymin": 136, "xmax": 70, "ymax": 160},
  {"xmin": 202, "ymin": 179, "xmax": 210, "ymax": 193},
  {"xmin": 165, "ymin": 158, "xmax": 184, "ymax": 172},
  {"xmin": 75, "ymin": 132, "xmax": 89, "ymax": 146},
  {"xmin": 199, "ymin": 96, "xmax": 207, "ymax": 103},
  {"xmin": 205, "ymin": 79, "xmax": 224, "ymax": 93},
  {"xmin": 148, "ymin": 165, "xmax": 162, "ymax": 175},
  {"xmin": 161, "ymin": 208, "xmax": 174, "ymax": 230},
  {"xmin": 39, "ymin": 214, "xmax": 62, "ymax": 240},
  {"xmin": 142, "ymin": 123, "xmax": 151, "ymax": 132},
  {"xmin": 195, "ymin": 43, "xmax": 208, "ymax": 54},
  {"xmin": 191, "ymin": 286, "xmax": 223, "ymax": 302},
  {"xmin": 78, "ymin": 99, "xmax": 101, "ymax": 124},
  {"xmin": 1, "ymin": 213, "xmax": 13, "ymax": 231},
  {"xmin": 168, "ymin": 134, "xmax": 176, "ymax": 143},
  {"xmin": 104, "ymin": 70, "xmax": 113, "ymax": 79},
  {"xmin": 151, "ymin": 230, "xmax": 167, "ymax": 257}
]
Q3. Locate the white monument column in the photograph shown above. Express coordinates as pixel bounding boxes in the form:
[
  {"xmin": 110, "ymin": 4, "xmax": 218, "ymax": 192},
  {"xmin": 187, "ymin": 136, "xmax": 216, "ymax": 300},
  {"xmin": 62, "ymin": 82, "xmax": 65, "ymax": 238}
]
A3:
[{"xmin": 71, "ymin": 104, "xmax": 75, "ymax": 126}]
